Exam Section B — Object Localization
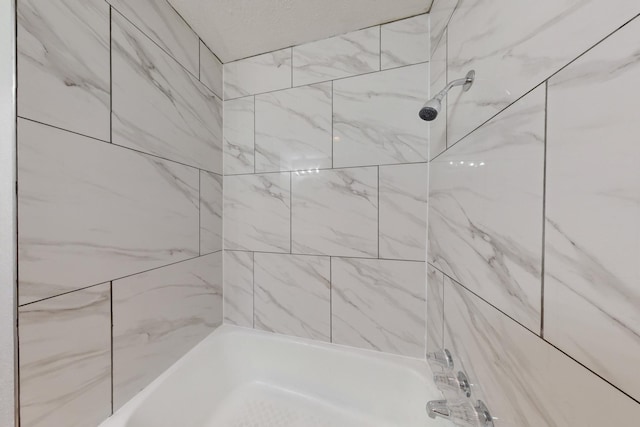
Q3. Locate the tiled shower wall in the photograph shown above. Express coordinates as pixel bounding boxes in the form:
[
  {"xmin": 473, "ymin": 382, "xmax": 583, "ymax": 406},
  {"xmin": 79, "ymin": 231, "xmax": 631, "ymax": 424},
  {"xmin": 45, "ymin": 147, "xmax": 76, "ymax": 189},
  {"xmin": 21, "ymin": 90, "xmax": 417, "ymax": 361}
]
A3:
[
  {"xmin": 427, "ymin": 0, "xmax": 640, "ymax": 424},
  {"xmin": 222, "ymin": 14, "xmax": 431, "ymax": 358},
  {"xmin": 17, "ymin": 0, "xmax": 223, "ymax": 425}
]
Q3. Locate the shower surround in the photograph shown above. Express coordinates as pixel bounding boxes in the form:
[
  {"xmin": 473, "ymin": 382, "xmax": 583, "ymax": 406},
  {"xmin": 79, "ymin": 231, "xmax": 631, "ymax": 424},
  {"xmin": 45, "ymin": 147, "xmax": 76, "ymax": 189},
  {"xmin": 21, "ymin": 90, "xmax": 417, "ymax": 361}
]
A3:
[
  {"xmin": 427, "ymin": 0, "xmax": 640, "ymax": 424},
  {"xmin": 17, "ymin": 0, "xmax": 223, "ymax": 425}
]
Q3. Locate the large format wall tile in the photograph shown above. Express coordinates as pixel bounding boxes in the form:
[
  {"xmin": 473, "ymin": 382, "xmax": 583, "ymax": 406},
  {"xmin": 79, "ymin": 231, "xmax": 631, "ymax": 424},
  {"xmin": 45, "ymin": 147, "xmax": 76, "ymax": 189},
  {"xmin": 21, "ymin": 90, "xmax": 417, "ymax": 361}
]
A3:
[
  {"xmin": 224, "ymin": 173, "xmax": 291, "ymax": 253},
  {"xmin": 255, "ymin": 83, "xmax": 332, "ymax": 172},
  {"xmin": 18, "ymin": 119, "xmax": 199, "ymax": 305},
  {"xmin": 224, "ymin": 48, "xmax": 292, "ymax": 100},
  {"xmin": 19, "ymin": 284, "xmax": 111, "ymax": 427},
  {"xmin": 18, "ymin": 0, "xmax": 110, "ymax": 141},
  {"xmin": 544, "ymin": 17, "xmax": 640, "ymax": 402},
  {"xmin": 381, "ymin": 14, "xmax": 430, "ymax": 70},
  {"xmin": 332, "ymin": 258, "xmax": 426, "ymax": 357},
  {"xmin": 200, "ymin": 171, "xmax": 223, "ymax": 254},
  {"xmin": 292, "ymin": 27, "xmax": 380, "ymax": 86},
  {"xmin": 429, "ymin": 31, "xmax": 447, "ymax": 160},
  {"xmin": 446, "ymin": 0, "xmax": 639, "ymax": 145},
  {"xmin": 199, "ymin": 40, "xmax": 223, "ymax": 99},
  {"xmin": 426, "ymin": 265, "xmax": 444, "ymax": 353},
  {"xmin": 223, "ymin": 250, "xmax": 254, "ymax": 327},
  {"xmin": 333, "ymin": 64, "xmax": 429, "ymax": 167},
  {"xmin": 112, "ymin": 12, "xmax": 222, "ymax": 173},
  {"xmin": 444, "ymin": 277, "xmax": 640, "ymax": 426},
  {"xmin": 292, "ymin": 167, "xmax": 377, "ymax": 257},
  {"xmin": 428, "ymin": 86, "xmax": 545, "ymax": 332},
  {"xmin": 254, "ymin": 253, "xmax": 330, "ymax": 341},
  {"xmin": 107, "ymin": 0, "xmax": 199, "ymax": 75},
  {"xmin": 113, "ymin": 253, "xmax": 222, "ymax": 409},
  {"xmin": 223, "ymin": 97, "xmax": 255, "ymax": 175},
  {"xmin": 379, "ymin": 163, "xmax": 428, "ymax": 261}
]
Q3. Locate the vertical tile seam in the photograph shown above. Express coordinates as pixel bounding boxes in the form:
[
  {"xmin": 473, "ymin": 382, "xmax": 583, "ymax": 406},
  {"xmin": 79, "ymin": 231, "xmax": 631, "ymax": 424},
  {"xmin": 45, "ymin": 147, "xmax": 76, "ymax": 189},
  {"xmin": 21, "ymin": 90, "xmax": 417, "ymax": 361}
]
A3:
[
  {"xmin": 331, "ymin": 80, "xmax": 334, "ymax": 169},
  {"xmin": 540, "ymin": 81, "xmax": 549, "ymax": 338},
  {"xmin": 109, "ymin": 6, "xmax": 113, "ymax": 144},
  {"xmin": 377, "ymin": 166, "xmax": 380, "ymax": 258},
  {"xmin": 109, "ymin": 280, "xmax": 114, "ymax": 415},
  {"xmin": 198, "ymin": 170, "xmax": 201, "ymax": 256},
  {"xmin": 378, "ymin": 25, "xmax": 382, "ymax": 71},
  {"xmin": 289, "ymin": 172, "xmax": 292, "ymax": 254},
  {"xmin": 253, "ymin": 96, "xmax": 256, "ymax": 174},
  {"xmin": 14, "ymin": 0, "xmax": 21, "ymax": 421},
  {"xmin": 329, "ymin": 256, "xmax": 333, "ymax": 343},
  {"xmin": 252, "ymin": 252, "xmax": 255, "ymax": 328}
]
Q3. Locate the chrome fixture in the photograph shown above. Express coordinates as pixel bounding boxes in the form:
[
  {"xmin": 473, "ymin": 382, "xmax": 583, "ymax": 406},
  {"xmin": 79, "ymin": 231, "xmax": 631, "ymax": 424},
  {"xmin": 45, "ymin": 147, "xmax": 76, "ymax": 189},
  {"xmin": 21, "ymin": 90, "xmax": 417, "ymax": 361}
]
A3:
[
  {"xmin": 426, "ymin": 399, "xmax": 494, "ymax": 427},
  {"xmin": 433, "ymin": 371, "xmax": 471, "ymax": 398},
  {"xmin": 427, "ymin": 348, "xmax": 454, "ymax": 370},
  {"xmin": 419, "ymin": 70, "xmax": 475, "ymax": 122}
]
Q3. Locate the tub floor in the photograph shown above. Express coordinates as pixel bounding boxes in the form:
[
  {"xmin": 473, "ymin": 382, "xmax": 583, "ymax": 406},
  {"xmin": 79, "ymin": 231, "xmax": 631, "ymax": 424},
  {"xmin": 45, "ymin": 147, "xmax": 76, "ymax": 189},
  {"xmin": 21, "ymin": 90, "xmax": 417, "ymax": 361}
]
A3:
[{"xmin": 208, "ymin": 381, "xmax": 395, "ymax": 427}]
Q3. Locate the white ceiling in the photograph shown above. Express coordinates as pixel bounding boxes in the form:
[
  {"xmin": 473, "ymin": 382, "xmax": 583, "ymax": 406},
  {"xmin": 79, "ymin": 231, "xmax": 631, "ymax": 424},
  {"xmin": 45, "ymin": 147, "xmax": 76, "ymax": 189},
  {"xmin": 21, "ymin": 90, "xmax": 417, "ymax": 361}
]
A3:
[{"xmin": 168, "ymin": 0, "xmax": 433, "ymax": 63}]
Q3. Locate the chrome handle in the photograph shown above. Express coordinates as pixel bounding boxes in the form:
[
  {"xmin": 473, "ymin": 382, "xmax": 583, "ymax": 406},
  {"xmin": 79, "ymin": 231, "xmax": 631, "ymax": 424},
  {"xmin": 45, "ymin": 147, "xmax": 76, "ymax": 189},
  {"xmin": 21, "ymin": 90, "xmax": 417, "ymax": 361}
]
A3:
[
  {"xmin": 426, "ymin": 399, "xmax": 494, "ymax": 427},
  {"xmin": 433, "ymin": 371, "xmax": 471, "ymax": 397},
  {"xmin": 427, "ymin": 348, "xmax": 454, "ymax": 370}
]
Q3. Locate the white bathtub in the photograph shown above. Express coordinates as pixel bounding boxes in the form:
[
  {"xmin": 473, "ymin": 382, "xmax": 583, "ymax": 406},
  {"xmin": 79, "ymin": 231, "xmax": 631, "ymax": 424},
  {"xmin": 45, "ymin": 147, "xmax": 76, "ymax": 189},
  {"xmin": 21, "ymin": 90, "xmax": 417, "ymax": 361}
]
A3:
[{"xmin": 100, "ymin": 325, "xmax": 450, "ymax": 427}]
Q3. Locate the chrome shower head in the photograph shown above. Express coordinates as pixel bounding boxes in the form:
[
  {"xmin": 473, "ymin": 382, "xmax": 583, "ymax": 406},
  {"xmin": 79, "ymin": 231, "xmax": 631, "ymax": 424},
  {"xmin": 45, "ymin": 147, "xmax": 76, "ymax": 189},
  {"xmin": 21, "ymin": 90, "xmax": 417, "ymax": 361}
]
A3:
[
  {"xmin": 419, "ymin": 98, "xmax": 442, "ymax": 121},
  {"xmin": 419, "ymin": 70, "xmax": 475, "ymax": 122}
]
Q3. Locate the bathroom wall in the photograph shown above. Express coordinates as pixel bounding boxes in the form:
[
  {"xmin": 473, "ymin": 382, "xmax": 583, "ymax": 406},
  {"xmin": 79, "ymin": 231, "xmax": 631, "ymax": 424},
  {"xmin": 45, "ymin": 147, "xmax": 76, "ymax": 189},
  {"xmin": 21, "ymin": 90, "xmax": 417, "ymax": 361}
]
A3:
[
  {"xmin": 222, "ymin": 14, "xmax": 431, "ymax": 358},
  {"xmin": 16, "ymin": 0, "xmax": 223, "ymax": 425},
  {"xmin": 427, "ymin": 0, "xmax": 640, "ymax": 424}
]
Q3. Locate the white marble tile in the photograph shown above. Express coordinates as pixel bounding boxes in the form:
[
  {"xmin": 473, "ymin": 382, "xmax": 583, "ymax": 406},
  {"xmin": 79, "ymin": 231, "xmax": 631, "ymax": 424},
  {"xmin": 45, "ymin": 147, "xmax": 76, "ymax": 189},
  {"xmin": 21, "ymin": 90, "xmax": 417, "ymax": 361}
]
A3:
[
  {"xmin": 429, "ymin": 0, "xmax": 458, "ymax": 54},
  {"xmin": 332, "ymin": 258, "xmax": 426, "ymax": 357},
  {"xmin": 429, "ymin": 31, "xmax": 447, "ymax": 160},
  {"xmin": 199, "ymin": 40, "xmax": 223, "ymax": 99},
  {"xmin": 446, "ymin": 0, "xmax": 639, "ymax": 145},
  {"xmin": 19, "ymin": 284, "xmax": 111, "ymax": 427},
  {"xmin": 381, "ymin": 14, "xmax": 430, "ymax": 70},
  {"xmin": 112, "ymin": 12, "xmax": 222, "ymax": 173},
  {"xmin": 292, "ymin": 27, "xmax": 380, "ymax": 86},
  {"xmin": 292, "ymin": 167, "xmax": 377, "ymax": 257},
  {"xmin": 223, "ymin": 250, "xmax": 254, "ymax": 327},
  {"xmin": 333, "ymin": 64, "xmax": 429, "ymax": 168},
  {"xmin": 224, "ymin": 173, "xmax": 291, "ymax": 253},
  {"xmin": 224, "ymin": 48, "xmax": 292, "ymax": 100},
  {"xmin": 223, "ymin": 97, "xmax": 255, "ymax": 175},
  {"xmin": 426, "ymin": 265, "xmax": 444, "ymax": 354},
  {"xmin": 379, "ymin": 163, "xmax": 429, "ymax": 261},
  {"xmin": 254, "ymin": 253, "xmax": 330, "ymax": 341},
  {"xmin": 113, "ymin": 253, "xmax": 222, "ymax": 409},
  {"xmin": 255, "ymin": 83, "xmax": 332, "ymax": 173},
  {"xmin": 444, "ymin": 277, "xmax": 640, "ymax": 426},
  {"xmin": 18, "ymin": 119, "xmax": 199, "ymax": 305},
  {"xmin": 428, "ymin": 86, "xmax": 545, "ymax": 332},
  {"xmin": 200, "ymin": 171, "xmax": 223, "ymax": 254},
  {"xmin": 17, "ymin": 0, "xmax": 110, "ymax": 141},
  {"xmin": 544, "ymin": 17, "xmax": 640, "ymax": 402},
  {"xmin": 107, "ymin": 0, "xmax": 199, "ymax": 75}
]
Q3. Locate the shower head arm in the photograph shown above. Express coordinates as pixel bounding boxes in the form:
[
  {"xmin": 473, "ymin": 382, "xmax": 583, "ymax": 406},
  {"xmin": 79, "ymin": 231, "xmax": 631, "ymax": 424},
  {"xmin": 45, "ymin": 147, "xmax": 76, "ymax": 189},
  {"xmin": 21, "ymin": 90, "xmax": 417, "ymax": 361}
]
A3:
[
  {"xmin": 434, "ymin": 73, "xmax": 474, "ymax": 102},
  {"xmin": 418, "ymin": 70, "xmax": 475, "ymax": 122}
]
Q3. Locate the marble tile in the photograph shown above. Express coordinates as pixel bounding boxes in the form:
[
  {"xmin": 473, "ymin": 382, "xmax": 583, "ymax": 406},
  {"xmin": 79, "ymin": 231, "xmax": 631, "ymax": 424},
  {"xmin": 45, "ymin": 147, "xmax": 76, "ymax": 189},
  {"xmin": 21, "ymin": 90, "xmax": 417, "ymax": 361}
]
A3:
[
  {"xmin": 426, "ymin": 265, "xmax": 444, "ymax": 353},
  {"xmin": 18, "ymin": 119, "xmax": 199, "ymax": 305},
  {"xmin": 224, "ymin": 48, "xmax": 292, "ymax": 100},
  {"xmin": 254, "ymin": 253, "xmax": 330, "ymax": 341},
  {"xmin": 223, "ymin": 97, "xmax": 255, "ymax": 175},
  {"xmin": 428, "ymin": 86, "xmax": 545, "ymax": 332},
  {"xmin": 446, "ymin": 0, "xmax": 639, "ymax": 145},
  {"xmin": 291, "ymin": 167, "xmax": 377, "ymax": 257},
  {"xmin": 255, "ymin": 83, "xmax": 332, "ymax": 173},
  {"xmin": 544, "ymin": 17, "xmax": 640, "ymax": 402},
  {"xmin": 444, "ymin": 277, "xmax": 640, "ymax": 426},
  {"xmin": 200, "ymin": 171, "xmax": 223, "ymax": 254},
  {"xmin": 331, "ymin": 258, "xmax": 426, "ymax": 357},
  {"xmin": 429, "ymin": 30, "xmax": 447, "ymax": 160},
  {"xmin": 199, "ymin": 40, "xmax": 223, "ymax": 99},
  {"xmin": 107, "ymin": 0, "xmax": 199, "ymax": 75},
  {"xmin": 19, "ymin": 284, "xmax": 111, "ymax": 427},
  {"xmin": 224, "ymin": 173, "xmax": 291, "ymax": 253},
  {"xmin": 17, "ymin": 0, "xmax": 110, "ymax": 141},
  {"xmin": 223, "ymin": 250, "xmax": 254, "ymax": 327},
  {"xmin": 292, "ymin": 27, "xmax": 380, "ymax": 86},
  {"xmin": 333, "ymin": 64, "xmax": 429, "ymax": 168},
  {"xmin": 381, "ymin": 14, "xmax": 430, "ymax": 70},
  {"xmin": 112, "ymin": 12, "xmax": 222, "ymax": 173},
  {"xmin": 113, "ymin": 253, "xmax": 222, "ymax": 409},
  {"xmin": 379, "ymin": 163, "xmax": 429, "ymax": 261},
  {"xmin": 429, "ymin": 0, "xmax": 458, "ymax": 54}
]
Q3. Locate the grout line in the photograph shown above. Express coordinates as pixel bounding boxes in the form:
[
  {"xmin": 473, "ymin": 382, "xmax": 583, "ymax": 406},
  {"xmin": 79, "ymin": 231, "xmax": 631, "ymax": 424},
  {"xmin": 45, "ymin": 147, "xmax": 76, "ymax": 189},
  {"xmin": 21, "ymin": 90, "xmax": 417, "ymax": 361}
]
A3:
[
  {"xmin": 252, "ymin": 253, "xmax": 255, "ymax": 328},
  {"xmin": 331, "ymin": 80, "xmax": 334, "ymax": 169},
  {"xmin": 377, "ymin": 166, "xmax": 380, "ymax": 258},
  {"xmin": 289, "ymin": 172, "xmax": 292, "ymax": 254},
  {"xmin": 17, "ymin": 116, "xmax": 223, "ymax": 175},
  {"xmin": 329, "ymin": 256, "xmax": 333, "ymax": 343},
  {"xmin": 223, "ymin": 161, "xmax": 428, "ymax": 177},
  {"xmin": 17, "ymin": 251, "xmax": 221, "ymax": 308},
  {"xmin": 109, "ymin": 7, "xmax": 113, "ymax": 144},
  {"xmin": 14, "ymin": 0, "xmax": 20, "ymax": 419},
  {"xmin": 198, "ymin": 170, "xmax": 201, "ymax": 256},
  {"xmin": 224, "ymin": 248, "xmax": 425, "ymax": 263},
  {"xmin": 109, "ymin": 281, "xmax": 114, "ymax": 415},
  {"xmin": 198, "ymin": 38, "xmax": 201, "ymax": 80},
  {"xmin": 253, "ymin": 96, "xmax": 256, "ymax": 174},
  {"xmin": 379, "ymin": 25, "xmax": 382, "ymax": 71},
  {"xmin": 540, "ymin": 81, "xmax": 549, "ymax": 338}
]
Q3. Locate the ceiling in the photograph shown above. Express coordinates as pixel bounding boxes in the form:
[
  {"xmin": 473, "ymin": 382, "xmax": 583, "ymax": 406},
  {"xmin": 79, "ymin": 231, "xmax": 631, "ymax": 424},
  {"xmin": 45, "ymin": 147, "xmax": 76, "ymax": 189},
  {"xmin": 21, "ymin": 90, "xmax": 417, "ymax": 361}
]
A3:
[{"xmin": 168, "ymin": 0, "xmax": 433, "ymax": 63}]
